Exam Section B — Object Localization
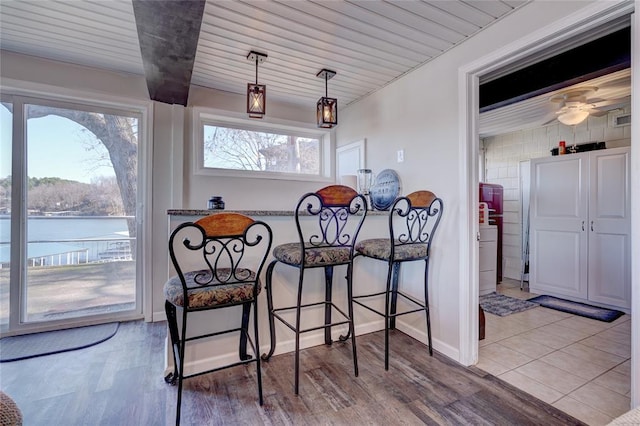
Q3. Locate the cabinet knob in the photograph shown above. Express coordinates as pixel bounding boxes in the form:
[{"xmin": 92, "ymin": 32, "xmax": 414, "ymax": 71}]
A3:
[
  {"xmin": 591, "ymin": 221, "xmax": 594, "ymax": 232},
  {"xmin": 582, "ymin": 221, "xmax": 585, "ymax": 231}
]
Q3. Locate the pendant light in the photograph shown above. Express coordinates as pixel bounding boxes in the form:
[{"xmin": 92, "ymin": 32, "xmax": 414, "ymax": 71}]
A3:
[
  {"xmin": 316, "ymin": 69, "xmax": 337, "ymax": 128},
  {"xmin": 247, "ymin": 51, "xmax": 267, "ymax": 118}
]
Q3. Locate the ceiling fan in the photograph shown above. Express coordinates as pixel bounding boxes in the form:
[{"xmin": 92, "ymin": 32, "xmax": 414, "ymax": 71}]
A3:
[{"xmin": 550, "ymin": 86, "xmax": 629, "ymax": 126}]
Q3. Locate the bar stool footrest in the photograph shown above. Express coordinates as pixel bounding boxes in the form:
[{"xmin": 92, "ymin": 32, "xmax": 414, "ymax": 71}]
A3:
[{"xmin": 271, "ymin": 300, "xmax": 353, "ymax": 335}]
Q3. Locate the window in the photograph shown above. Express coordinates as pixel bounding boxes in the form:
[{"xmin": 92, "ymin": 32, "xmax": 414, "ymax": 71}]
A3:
[{"xmin": 195, "ymin": 110, "xmax": 331, "ymax": 181}]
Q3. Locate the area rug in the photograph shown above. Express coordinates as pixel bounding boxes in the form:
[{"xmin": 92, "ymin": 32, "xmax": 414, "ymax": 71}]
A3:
[
  {"xmin": 527, "ymin": 295, "xmax": 624, "ymax": 322},
  {"xmin": 0, "ymin": 322, "xmax": 119, "ymax": 362},
  {"xmin": 479, "ymin": 292, "xmax": 538, "ymax": 317}
]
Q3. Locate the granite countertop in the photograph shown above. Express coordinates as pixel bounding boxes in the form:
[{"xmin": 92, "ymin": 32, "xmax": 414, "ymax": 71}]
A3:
[
  {"xmin": 167, "ymin": 209, "xmax": 387, "ymax": 217},
  {"xmin": 168, "ymin": 209, "xmax": 295, "ymax": 216}
]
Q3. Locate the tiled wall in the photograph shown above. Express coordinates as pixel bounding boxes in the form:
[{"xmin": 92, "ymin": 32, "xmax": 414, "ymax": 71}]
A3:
[{"xmin": 481, "ymin": 109, "xmax": 631, "ymax": 281}]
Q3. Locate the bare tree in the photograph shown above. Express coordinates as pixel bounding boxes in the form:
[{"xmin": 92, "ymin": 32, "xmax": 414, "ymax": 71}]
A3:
[
  {"xmin": 2, "ymin": 104, "xmax": 137, "ymax": 238},
  {"xmin": 204, "ymin": 126, "xmax": 319, "ymax": 174}
]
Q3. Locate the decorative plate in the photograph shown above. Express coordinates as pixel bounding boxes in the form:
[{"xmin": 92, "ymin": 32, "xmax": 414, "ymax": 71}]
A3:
[{"xmin": 370, "ymin": 169, "xmax": 400, "ymax": 210}]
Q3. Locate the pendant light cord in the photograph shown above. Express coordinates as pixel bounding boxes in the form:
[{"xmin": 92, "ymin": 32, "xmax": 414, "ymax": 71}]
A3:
[
  {"xmin": 325, "ymin": 74, "xmax": 328, "ymax": 97},
  {"xmin": 255, "ymin": 59, "xmax": 258, "ymax": 85}
]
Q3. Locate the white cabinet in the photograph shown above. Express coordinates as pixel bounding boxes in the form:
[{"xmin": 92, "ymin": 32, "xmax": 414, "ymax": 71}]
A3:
[
  {"xmin": 479, "ymin": 225, "xmax": 498, "ymax": 295},
  {"xmin": 529, "ymin": 147, "xmax": 631, "ymax": 310}
]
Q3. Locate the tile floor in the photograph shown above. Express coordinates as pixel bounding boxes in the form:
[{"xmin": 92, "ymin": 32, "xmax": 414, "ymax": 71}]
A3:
[{"xmin": 477, "ymin": 279, "xmax": 631, "ymax": 425}]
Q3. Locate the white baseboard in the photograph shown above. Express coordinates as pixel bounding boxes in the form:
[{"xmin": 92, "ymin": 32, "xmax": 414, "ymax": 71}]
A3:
[
  {"xmin": 170, "ymin": 319, "xmax": 385, "ymax": 375},
  {"xmin": 168, "ymin": 318, "xmax": 464, "ymax": 376},
  {"xmin": 396, "ymin": 320, "xmax": 460, "ymax": 362},
  {"xmin": 153, "ymin": 310, "xmax": 167, "ymax": 322}
]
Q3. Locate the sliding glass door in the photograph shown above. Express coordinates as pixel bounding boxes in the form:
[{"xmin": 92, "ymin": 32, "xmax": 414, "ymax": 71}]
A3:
[{"xmin": 1, "ymin": 95, "xmax": 144, "ymax": 333}]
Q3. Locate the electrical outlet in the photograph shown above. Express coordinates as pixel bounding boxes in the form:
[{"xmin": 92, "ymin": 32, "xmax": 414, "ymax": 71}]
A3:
[{"xmin": 397, "ymin": 149, "xmax": 404, "ymax": 163}]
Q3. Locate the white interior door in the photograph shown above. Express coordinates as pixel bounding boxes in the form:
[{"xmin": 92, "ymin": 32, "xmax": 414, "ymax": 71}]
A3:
[
  {"xmin": 588, "ymin": 147, "xmax": 631, "ymax": 309},
  {"xmin": 530, "ymin": 154, "xmax": 588, "ymax": 299}
]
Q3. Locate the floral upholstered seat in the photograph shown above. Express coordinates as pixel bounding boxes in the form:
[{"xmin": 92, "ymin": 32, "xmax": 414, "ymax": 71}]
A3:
[
  {"xmin": 355, "ymin": 238, "xmax": 427, "ymax": 261},
  {"xmin": 164, "ymin": 268, "xmax": 260, "ymax": 309},
  {"xmin": 273, "ymin": 243, "xmax": 352, "ymax": 267}
]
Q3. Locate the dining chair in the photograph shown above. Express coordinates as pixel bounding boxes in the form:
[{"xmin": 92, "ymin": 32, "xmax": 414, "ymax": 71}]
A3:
[
  {"xmin": 352, "ymin": 190, "xmax": 443, "ymax": 370},
  {"xmin": 260, "ymin": 185, "xmax": 367, "ymax": 394},
  {"xmin": 163, "ymin": 213, "xmax": 272, "ymax": 425}
]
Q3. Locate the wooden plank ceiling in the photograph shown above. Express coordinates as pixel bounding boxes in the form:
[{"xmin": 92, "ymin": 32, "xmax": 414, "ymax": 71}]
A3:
[
  {"xmin": 0, "ymin": 0, "xmax": 526, "ymax": 108},
  {"xmin": 1, "ymin": 1, "xmax": 632, "ymax": 136}
]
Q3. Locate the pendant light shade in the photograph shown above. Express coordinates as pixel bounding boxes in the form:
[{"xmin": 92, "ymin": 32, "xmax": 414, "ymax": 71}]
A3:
[
  {"xmin": 247, "ymin": 51, "xmax": 267, "ymax": 118},
  {"xmin": 316, "ymin": 69, "xmax": 337, "ymax": 128}
]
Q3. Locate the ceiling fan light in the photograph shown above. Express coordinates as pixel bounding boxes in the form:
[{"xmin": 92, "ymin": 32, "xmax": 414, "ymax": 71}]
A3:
[{"xmin": 557, "ymin": 109, "xmax": 589, "ymax": 126}]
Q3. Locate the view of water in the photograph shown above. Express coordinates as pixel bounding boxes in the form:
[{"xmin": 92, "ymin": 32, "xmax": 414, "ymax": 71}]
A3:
[{"xmin": 0, "ymin": 216, "xmax": 133, "ymax": 264}]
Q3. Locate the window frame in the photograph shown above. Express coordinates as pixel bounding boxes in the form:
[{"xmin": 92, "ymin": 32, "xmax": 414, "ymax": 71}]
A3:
[{"xmin": 193, "ymin": 108, "xmax": 332, "ymax": 182}]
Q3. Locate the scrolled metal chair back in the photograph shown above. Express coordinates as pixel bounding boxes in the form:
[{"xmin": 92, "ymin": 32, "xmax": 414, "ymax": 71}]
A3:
[
  {"xmin": 169, "ymin": 213, "xmax": 272, "ymax": 302},
  {"xmin": 390, "ymin": 190, "xmax": 443, "ymax": 257},
  {"xmin": 295, "ymin": 184, "xmax": 367, "ymax": 250}
]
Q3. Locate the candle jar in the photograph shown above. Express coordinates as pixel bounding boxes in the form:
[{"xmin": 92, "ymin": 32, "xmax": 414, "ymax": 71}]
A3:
[
  {"xmin": 558, "ymin": 141, "xmax": 566, "ymax": 155},
  {"xmin": 208, "ymin": 196, "xmax": 225, "ymax": 210}
]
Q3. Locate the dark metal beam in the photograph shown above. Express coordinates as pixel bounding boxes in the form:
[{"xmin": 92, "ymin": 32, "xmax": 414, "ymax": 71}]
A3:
[{"xmin": 132, "ymin": 0, "xmax": 205, "ymax": 106}]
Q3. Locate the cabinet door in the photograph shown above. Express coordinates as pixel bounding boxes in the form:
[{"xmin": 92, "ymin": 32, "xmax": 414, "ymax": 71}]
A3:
[
  {"xmin": 588, "ymin": 147, "xmax": 631, "ymax": 309},
  {"xmin": 529, "ymin": 154, "xmax": 588, "ymax": 299}
]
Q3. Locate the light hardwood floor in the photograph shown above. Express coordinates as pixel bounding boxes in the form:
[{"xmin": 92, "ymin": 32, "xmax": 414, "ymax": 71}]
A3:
[
  {"xmin": 0, "ymin": 319, "xmax": 586, "ymax": 425},
  {"xmin": 478, "ymin": 279, "xmax": 631, "ymax": 425}
]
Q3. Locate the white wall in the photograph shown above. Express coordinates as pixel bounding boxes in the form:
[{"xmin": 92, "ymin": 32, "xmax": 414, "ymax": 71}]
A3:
[
  {"xmin": 335, "ymin": 0, "xmax": 611, "ymax": 357},
  {"xmin": 482, "ymin": 110, "xmax": 632, "ymax": 281},
  {"xmin": 0, "ymin": 50, "xmax": 149, "ymax": 99}
]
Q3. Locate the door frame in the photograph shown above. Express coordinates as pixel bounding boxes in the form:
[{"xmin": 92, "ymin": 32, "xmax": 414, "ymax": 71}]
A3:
[
  {"xmin": 458, "ymin": 0, "xmax": 638, "ymax": 406},
  {"xmin": 1, "ymin": 84, "xmax": 152, "ymax": 335}
]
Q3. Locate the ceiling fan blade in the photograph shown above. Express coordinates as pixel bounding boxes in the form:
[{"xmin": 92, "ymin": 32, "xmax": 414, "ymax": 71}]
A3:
[
  {"xmin": 542, "ymin": 113, "xmax": 559, "ymax": 125},
  {"xmin": 591, "ymin": 96, "xmax": 630, "ymax": 109},
  {"xmin": 590, "ymin": 110, "xmax": 609, "ymax": 117}
]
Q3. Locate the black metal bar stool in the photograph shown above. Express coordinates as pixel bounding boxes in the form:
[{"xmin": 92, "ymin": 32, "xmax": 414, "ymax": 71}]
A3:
[
  {"xmin": 261, "ymin": 185, "xmax": 367, "ymax": 394},
  {"xmin": 164, "ymin": 213, "xmax": 272, "ymax": 425},
  {"xmin": 352, "ymin": 190, "xmax": 443, "ymax": 370}
]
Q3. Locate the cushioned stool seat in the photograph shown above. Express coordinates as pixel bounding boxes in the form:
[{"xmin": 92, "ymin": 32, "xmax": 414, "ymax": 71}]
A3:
[
  {"xmin": 355, "ymin": 239, "xmax": 428, "ymax": 261},
  {"xmin": 164, "ymin": 268, "xmax": 259, "ymax": 308},
  {"xmin": 273, "ymin": 243, "xmax": 353, "ymax": 266}
]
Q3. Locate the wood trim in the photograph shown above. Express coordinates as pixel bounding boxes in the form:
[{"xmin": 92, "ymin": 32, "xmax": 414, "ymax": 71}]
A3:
[
  {"xmin": 195, "ymin": 212, "xmax": 255, "ymax": 236},
  {"xmin": 316, "ymin": 184, "xmax": 358, "ymax": 206},
  {"xmin": 406, "ymin": 190, "xmax": 437, "ymax": 208}
]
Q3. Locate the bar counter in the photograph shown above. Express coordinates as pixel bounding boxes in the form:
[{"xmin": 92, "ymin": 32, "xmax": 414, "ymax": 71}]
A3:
[{"xmin": 167, "ymin": 209, "xmax": 388, "ymax": 216}]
